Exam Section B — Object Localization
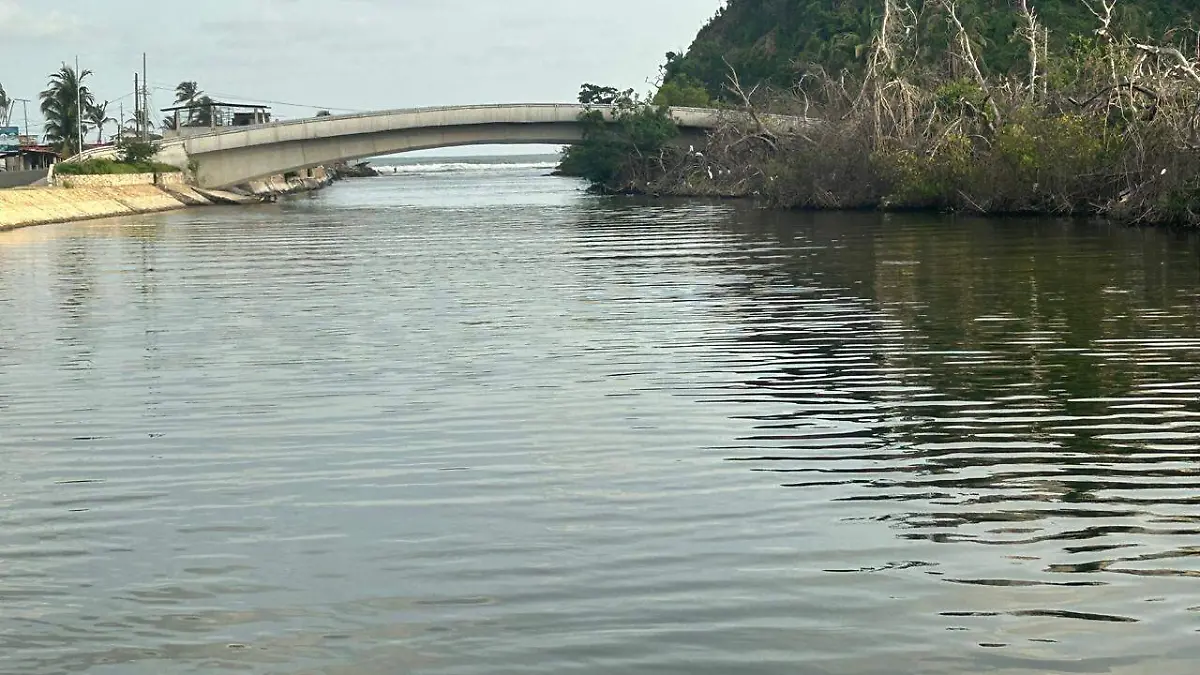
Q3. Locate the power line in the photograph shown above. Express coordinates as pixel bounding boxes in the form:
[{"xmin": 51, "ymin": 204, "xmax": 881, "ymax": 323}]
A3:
[
  {"xmin": 148, "ymin": 85, "xmax": 363, "ymax": 113},
  {"xmin": 107, "ymin": 90, "xmax": 140, "ymax": 103}
]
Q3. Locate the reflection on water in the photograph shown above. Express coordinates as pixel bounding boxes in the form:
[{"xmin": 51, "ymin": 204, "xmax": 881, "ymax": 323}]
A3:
[{"xmin": 2, "ymin": 165, "xmax": 1200, "ymax": 674}]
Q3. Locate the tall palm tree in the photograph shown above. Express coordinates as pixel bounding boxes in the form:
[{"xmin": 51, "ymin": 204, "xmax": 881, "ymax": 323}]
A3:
[
  {"xmin": 87, "ymin": 101, "xmax": 116, "ymax": 144},
  {"xmin": 40, "ymin": 64, "xmax": 95, "ymax": 156},
  {"xmin": 174, "ymin": 81, "xmax": 203, "ymax": 125}
]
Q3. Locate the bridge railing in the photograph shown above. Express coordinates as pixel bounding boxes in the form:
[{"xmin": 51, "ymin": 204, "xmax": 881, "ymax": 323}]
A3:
[
  {"xmin": 63, "ymin": 144, "xmax": 122, "ymax": 163},
  {"xmin": 170, "ymin": 103, "xmax": 600, "ymax": 141},
  {"xmin": 164, "ymin": 104, "xmax": 749, "ymax": 142}
]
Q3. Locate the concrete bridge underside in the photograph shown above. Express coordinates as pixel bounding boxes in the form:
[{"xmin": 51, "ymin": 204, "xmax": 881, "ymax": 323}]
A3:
[
  {"xmin": 190, "ymin": 122, "xmax": 597, "ymax": 188},
  {"xmin": 153, "ymin": 104, "xmax": 731, "ymax": 189}
]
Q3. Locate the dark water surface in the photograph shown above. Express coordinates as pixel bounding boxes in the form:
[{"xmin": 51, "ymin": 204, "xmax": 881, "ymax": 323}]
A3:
[{"xmin": 3, "ymin": 162, "xmax": 1200, "ymax": 674}]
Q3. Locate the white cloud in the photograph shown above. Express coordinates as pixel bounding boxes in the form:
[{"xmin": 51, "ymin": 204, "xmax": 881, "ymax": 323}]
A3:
[{"xmin": 0, "ymin": 0, "xmax": 82, "ymax": 40}]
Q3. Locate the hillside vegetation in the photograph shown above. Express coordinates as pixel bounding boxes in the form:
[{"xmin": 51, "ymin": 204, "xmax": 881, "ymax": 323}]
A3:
[
  {"xmin": 564, "ymin": 0, "xmax": 1200, "ymax": 226},
  {"xmin": 664, "ymin": 0, "xmax": 1200, "ymax": 99}
]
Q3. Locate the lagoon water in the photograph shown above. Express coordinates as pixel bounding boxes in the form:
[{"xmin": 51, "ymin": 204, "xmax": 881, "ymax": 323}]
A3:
[{"xmin": 2, "ymin": 158, "xmax": 1200, "ymax": 674}]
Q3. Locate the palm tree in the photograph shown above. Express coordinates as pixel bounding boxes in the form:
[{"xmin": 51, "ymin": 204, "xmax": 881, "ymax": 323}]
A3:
[
  {"xmin": 87, "ymin": 101, "xmax": 116, "ymax": 144},
  {"xmin": 192, "ymin": 95, "xmax": 215, "ymax": 127},
  {"xmin": 174, "ymin": 81, "xmax": 201, "ymax": 104},
  {"xmin": 124, "ymin": 108, "xmax": 154, "ymax": 138},
  {"xmin": 40, "ymin": 64, "xmax": 95, "ymax": 156},
  {"xmin": 174, "ymin": 81, "xmax": 203, "ymax": 125}
]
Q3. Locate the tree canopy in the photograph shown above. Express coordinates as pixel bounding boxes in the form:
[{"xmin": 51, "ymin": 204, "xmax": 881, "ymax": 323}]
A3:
[{"xmin": 663, "ymin": 0, "xmax": 1200, "ymax": 98}]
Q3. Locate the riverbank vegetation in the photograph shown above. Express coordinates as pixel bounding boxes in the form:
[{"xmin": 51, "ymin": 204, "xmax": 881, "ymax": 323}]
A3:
[
  {"xmin": 53, "ymin": 158, "xmax": 180, "ymax": 176},
  {"xmin": 568, "ymin": 0, "xmax": 1200, "ymax": 226},
  {"xmin": 558, "ymin": 86, "xmax": 680, "ymax": 188},
  {"xmin": 53, "ymin": 139, "xmax": 178, "ymax": 176}
]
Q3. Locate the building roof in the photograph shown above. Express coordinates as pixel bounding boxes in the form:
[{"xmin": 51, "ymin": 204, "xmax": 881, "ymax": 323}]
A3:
[
  {"xmin": 161, "ymin": 101, "xmax": 272, "ymax": 112},
  {"xmin": 1, "ymin": 146, "xmax": 58, "ymax": 158}
]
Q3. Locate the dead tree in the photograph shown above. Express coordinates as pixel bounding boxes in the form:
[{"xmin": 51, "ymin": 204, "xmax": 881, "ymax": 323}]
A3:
[
  {"xmin": 940, "ymin": 0, "xmax": 1002, "ymax": 123},
  {"xmin": 1014, "ymin": 0, "xmax": 1043, "ymax": 97}
]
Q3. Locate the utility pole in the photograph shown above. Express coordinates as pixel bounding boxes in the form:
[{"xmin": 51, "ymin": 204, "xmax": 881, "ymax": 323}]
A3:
[
  {"xmin": 134, "ymin": 73, "xmax": 140, "ymax": 138},
  {"xmin": 8, "ymin": 98, "xmax": 30, "ymax": 142},
  {"xmin": 75, "ymin": 55, "xmax": 84, "ymax": 156},
  {"xmin": 16, "ymin": 99, "xmax": 29, "ymax": 142},
  {"xmin": 142, "ymin": 53, "xmax": 149, "ymax": 142}
]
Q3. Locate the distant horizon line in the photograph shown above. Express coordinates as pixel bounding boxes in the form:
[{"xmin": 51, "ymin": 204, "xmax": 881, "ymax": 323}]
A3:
[{"xmin": 369, "ymin": 149, "xmax": 564, "ymax": 164}]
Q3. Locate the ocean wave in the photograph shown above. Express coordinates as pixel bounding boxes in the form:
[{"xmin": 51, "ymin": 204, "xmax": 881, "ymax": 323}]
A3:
[{"xmin": 374, "ymin": 161, "xmax": 559, "ymax": 175}]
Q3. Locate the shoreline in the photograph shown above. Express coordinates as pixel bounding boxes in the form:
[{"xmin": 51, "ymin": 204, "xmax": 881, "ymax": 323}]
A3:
[
  {"xmin": 8, "ymin": 177, "xmax": 1186, "ymax": 234},
  {"xmin": 0, "ymin": 179, "xmax": 330, "ymax": 233},
  {"xmin": 0, "ymin": 184, "xmax": 198, "ymax": 232},
  {"xmin": 578, "ymin": 169, "xmax": 1200, "ymax": 229},
  {"xmin": 567, "ymin": 174, "xmax": 1200, "ymax": 229},
  {"xmin": 0, "ymin": 203, "xmax": 190, "ymax": 232},
  {"xmin": 1, "ymin": 163, "xmax": 342, "ymax": 233}
]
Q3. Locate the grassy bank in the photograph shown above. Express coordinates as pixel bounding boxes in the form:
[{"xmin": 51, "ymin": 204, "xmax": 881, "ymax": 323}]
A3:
[
  {"xmin": 55, "ymin": 158, "xmax": 182, "ymax": 176},
  {"xmin": 565, "ymin": 1, "xmax": 1200, "ymax": 227}
]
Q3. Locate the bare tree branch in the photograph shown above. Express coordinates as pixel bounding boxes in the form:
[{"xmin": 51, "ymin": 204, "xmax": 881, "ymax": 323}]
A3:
[
  {"xmin": 1132, "ymin": 43, "xmax": 1200, "ymax": 87},
  {"xmin": 1014, "ymin": 0, "xmax": 1042, "ymax": 97},
  {"xmin": 939, "ymin": 0, "xmax": 1002, "ymax": 123},
  {"xmin": 723, "ymin": 58, "xmax": 779, "ymax": 149}
]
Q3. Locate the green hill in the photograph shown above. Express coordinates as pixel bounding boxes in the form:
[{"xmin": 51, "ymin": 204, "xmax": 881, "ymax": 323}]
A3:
[{"xmin": 664, "ymin": 0, "xmax": 1200, "ymax": 98}]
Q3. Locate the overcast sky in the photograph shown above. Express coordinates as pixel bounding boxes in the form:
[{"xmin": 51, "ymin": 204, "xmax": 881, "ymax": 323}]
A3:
[{"xmin": 0, "ymin": 0, "xmax": 724, "ymax": 144}]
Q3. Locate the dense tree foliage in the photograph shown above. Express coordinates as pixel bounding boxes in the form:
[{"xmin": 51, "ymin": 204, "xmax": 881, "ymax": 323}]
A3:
[
  {"xmin": 652, "ymin": 74, "xmax": 712, "ymax": 107},
  {"xmin": 664, "ymin": 0, "xmax": 1200, "ymax": 98},
  {"xmin": 558, "ymin": 84, "xmax": 679, "ymax": 190}
]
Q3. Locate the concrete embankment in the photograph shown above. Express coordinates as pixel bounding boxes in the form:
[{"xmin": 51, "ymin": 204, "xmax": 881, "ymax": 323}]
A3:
[
  {"xmin": 0, "ymin": 184, "xmax": 191, "ymax": 231},
  {"xmin": 1, "ymin": 167, "xmax": 339, "ymax": 232},
  {"xmin": 0, "ymin": 169, "xmax": 50, "ymax": 189}
]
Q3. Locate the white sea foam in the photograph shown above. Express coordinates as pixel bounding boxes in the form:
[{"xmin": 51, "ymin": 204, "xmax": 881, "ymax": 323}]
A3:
[{"xmin": 375, "ymin": 161, "xmax": 558, "ymax": 175}]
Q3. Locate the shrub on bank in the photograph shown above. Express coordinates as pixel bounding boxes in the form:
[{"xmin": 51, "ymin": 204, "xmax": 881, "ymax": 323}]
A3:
[
  {"xmin": 55, "ymin": 158, "xmax": 182, "ymax": 176},
  {"xmin": 558, "ymin": 85, "xmax": 679, "ymax": 191},
  {"xmin": 870, "ymin": 110, "xmax": 1120, "ymax": 215}
]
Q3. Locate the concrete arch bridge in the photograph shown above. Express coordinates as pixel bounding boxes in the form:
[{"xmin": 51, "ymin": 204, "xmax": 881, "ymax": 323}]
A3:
[{"xmin": 80, "ymin": 104, "xmax": 807, "ymax": 189}]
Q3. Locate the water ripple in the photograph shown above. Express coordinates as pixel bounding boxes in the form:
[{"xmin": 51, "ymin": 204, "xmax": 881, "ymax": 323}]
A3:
[{"xmin": 2, "ymin": 172, "xmax": 1200, "ymax": 673}]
